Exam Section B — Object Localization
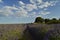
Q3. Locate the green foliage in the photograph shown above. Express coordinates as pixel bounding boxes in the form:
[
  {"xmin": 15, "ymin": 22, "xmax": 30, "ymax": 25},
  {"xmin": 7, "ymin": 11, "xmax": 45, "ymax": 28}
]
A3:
[
  {"xmin": 45, "ymin": 19, "xmax": 50, "ymax": 24},
  {"xmin": 49, "ymin": 36, "xmax": 60, "ymax": 40},
  {"xmin": 35, "ymin": 17, "xmax": 60, "ymax": 24},
  {"xmin": 35, "ymin": 17, "xmax": 44, "ymax": 23}
]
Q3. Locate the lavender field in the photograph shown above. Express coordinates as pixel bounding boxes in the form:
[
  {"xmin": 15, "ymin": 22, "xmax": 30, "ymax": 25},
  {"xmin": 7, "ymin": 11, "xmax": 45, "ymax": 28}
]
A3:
[
  {"xmin": 0, "ymin": 24, "xmax": 60, "ymax": 40},
  {"xmin": 0, "ymin": 24, "xmax": 26, "ymax": 40}
]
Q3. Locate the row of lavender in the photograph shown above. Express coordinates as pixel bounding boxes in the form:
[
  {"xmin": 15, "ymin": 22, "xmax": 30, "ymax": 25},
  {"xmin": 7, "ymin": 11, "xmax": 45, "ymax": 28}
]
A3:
[
  {"xmin": 21, "ymin": 24, "xmax": 60, "ymax": 40},
  {"xmin": 0, "ymin": 24, "xmax": 60, "ymax": 40}
]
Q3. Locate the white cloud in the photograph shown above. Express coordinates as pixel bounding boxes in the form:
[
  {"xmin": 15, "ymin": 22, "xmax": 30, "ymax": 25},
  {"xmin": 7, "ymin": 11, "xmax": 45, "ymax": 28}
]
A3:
[
  {"xmin": 15, "ymin": 11, "xmax": 28, "ymax": 17},
  {"xmin": 29, "ymin": 12, "xmax": 36, "ymax": 17},
  {"xmin": 0, "ymin": 0, "xmax": 58, "ymax": 17},
  {"xmin": 0, "ymin": 0, "xmax": 2, "ymax": 3},
  {"xmin": 0, "ymin": 6, "xmax": 19, "ymax": 17},
  {"xmin": 0, "ymin": 5, "xmax": 29, "ymax": 17},
  {"xmin": 0, "ymin": 6, "xmax": 14, "ymax": 16},
  {"xmin": 15, "ymin": 7, "xmax": 28, "ymax": 17},
  {"xmin": 19, "ymin": 1, "xmax": 25, "ymax": 6},
  {"xmin": 39, "ymin": 11, "xmax": 50, "ymax": 15},
  {"xmin": 38, "ymin": 1, "xmax": 57, "ymax": 8},
  {"xmin": 3, "ymin": 6, "xmax": 18, "ymax": 10},
  {"xmin": 25, "ymin": 4, "xmax": 37, "ymax": 11},
  {"xmin": 30, "ymin": 0, "xmax": 42, "ymax": 4},
  {"xmin": 44, "ymin": 8, "xmax": 47, "ymax": 10}
]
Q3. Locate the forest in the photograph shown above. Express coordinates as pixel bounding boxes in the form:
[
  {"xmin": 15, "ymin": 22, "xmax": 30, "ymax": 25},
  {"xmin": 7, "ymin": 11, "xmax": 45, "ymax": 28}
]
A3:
[{"xmin": 35, "ymin": 17, "xmax": 60, "ymax": 24}]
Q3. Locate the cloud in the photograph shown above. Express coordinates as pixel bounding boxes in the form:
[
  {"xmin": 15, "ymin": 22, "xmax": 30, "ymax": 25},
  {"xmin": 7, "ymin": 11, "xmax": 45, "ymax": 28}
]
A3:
[
  {"xmin": 30, "ymin": 0, "xmax": 43, "ymax": 5},
  {"xmin": 25, "ymin": 4, "xmax": 37, "ymax": 11},
  {"xmin": 0, "ymin": 0, "xmax": 2, "ymax": 3},
  {"xmin": 39, "ymin": 11, "xmax": 50, "ymax": 15},
  {"xmin": 44, "ymin": 8, "xmax": 47, "ymax": 10},
  {"xmin": 30, "ymin": 0, "xmax": 57, "ymax": 9},
  {"xmin": 0, "ymin": 6, "xmax": 18, "ymax": 17},
  {"xmin": 0, "ymin": 0, "xmax": 58, "ymax": 17},
  {"xmin": 28, "ymin": 12, "xmax": 36, "ymax": 17},
  {"xmin": 0, "ymin": 6, "xmax": 28, "ymax": 17},
  {"xmin": 14, "ymin": 7, "xmax": 28, "ymax": 17},
  {"xmin": 19, "ymin": 1, "xmax": 25, "ymax": 6},
  {"xmin": 38, "ymin": 1, "xmax": 57, "ymax": 8}
]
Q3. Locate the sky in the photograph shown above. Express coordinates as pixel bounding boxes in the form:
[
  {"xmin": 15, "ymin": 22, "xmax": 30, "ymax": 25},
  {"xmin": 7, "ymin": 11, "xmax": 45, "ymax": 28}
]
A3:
[{"xmin": 0, "ymin": 0, "xmax": 60, "ymax": 24}]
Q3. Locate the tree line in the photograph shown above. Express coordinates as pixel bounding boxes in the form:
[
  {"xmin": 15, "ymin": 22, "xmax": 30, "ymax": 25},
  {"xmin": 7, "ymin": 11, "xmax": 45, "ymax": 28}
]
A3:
[{"xmin": 34, "ymin": 17, "xmax": 60, "ymax": 24}]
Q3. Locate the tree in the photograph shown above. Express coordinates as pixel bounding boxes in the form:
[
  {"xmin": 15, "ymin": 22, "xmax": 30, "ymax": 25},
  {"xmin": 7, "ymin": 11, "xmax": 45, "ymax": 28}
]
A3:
[
  {"xmin": 58, "ymin": 18, "xmax": 60, "ymax": 23},
  {"xmin": 50, "ymin": 18, "xmax": 58, "ymax": 24},
  {"xmin": 34, "ymin": 17, "xmax": 44, "ymax": 23},
  {"xmin": 52, "ymin": 18, "xmax": 57, "ymax": 20},
  {"xmin": 59, "ymin": 19, "xmax": 60, "ymax": 20},
  {"xmin": 34, "ymin": 17, "xmax": 60, "ymax": 24},
  {"xmin": 44, "ymin": 19, "xmax": 50, "ymax": 24}
]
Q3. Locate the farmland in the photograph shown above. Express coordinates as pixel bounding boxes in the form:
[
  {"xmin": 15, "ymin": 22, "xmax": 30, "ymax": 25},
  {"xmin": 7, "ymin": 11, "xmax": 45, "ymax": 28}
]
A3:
[{"xmin": 0, "ymin": 24, "xmax": 60, "ymax": 40}]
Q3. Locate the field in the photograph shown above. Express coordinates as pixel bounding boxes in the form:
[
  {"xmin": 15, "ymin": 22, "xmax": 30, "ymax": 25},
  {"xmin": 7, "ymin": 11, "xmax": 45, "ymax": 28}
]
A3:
[
  {"xmin": 0, "ymin": 24, "xmax": 26, "ymax": 40},
  {"xmin": 0, "ymin": 24, "xmax": 60, "ymax": 40}
]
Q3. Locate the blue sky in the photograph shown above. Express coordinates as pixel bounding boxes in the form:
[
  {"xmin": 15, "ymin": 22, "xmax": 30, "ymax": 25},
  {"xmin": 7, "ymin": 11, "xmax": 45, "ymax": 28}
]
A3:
[{"xmin": 0, "ymin": 0, "xmax": 60, "ymax": 24}]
